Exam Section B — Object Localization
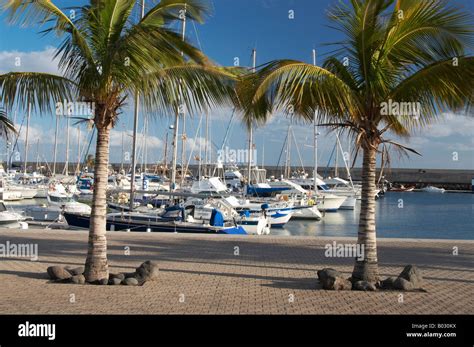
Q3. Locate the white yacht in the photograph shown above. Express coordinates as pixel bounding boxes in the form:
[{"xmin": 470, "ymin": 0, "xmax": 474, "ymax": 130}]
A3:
[
  {"xmin": 47, "ymin": 184, "xmax": 91, "ymax": 214},
  {"xmin": 317, "ymin": 177, "xmax": 359, "ymax": 209},
  {"xmin": 421, "ymin": 186, "xmax": 445, "ymax": 193},
  {"xmin": 268, "ymin": 179, "xmax": 346, "ymax": 212},
  {"xmin": 0, "ymin": 201, "xmax": 28, "ymax": 227}
]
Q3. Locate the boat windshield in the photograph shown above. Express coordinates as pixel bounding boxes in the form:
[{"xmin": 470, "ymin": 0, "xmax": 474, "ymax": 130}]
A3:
[{"xmin": 50, "ymin": 195, "xmax": 76, "ymax": 203}]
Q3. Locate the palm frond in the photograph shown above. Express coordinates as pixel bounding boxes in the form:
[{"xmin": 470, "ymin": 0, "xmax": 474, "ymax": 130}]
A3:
[
  {"xmin": 0, "ymin": 72, "xmax": 76, "ymax": 113},
  {"xmin": 140, "ymin": 64, "xmax": 237, "ymax": 117},
  {"xmin": 0, "ymin": 108, "xmax": 18, "ymax": 138}
]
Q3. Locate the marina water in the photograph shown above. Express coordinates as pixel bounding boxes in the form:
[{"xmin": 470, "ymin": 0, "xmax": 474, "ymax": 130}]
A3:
[
  {"xmin": 276, "ymin": 192, "xmax": 473, "ymax": 240},
  {"xmin": 6, "ymin": 191, "xmax": 473, "ymax": 240}
]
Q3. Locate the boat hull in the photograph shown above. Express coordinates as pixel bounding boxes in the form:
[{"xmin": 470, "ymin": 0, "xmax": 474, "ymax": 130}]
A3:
[
  {"xmin": 63, "ymin": 212, "xmax": 247, "ymax": 235},
  {"xmin": 339, "ymin": 196, "xmax": 357, "ymax": 210},
  {"xmin": 292, "ymin": 206, "xmax": 322, "ymax": 220}
]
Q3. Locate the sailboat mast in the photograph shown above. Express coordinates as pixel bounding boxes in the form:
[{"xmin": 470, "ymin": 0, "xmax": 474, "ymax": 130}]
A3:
[
  {"xmin": 144, "ymin": 115, "xmax": 148, "ymax": 173},
  {"xmin": 247, "ymin": 48, "xmax": 256, "ymax": 185},
  {"xmin": 285, "ymin": 125, "xmax": 291, "ymax": 178},
  {"xmin": 171, "ymin": 4, "xmax": 186, "ymax": 191},
  {"xmin": 65, "ymin": 114, "xmax": 70, "ymax": 176},
  {"xmin": 76, "ymin": 126, "xmax": 81, "ymax": 175},
  {"xmin": 179, "ymin": 5, "xmax": 187, "ymax": 187},
  {"xmin": 35, "ymin": 138, "xmax": 40, "ymax": 172},
  {"xmin": 163, "ymin": 130, "xmax": 168, "ymax": 176},
  {"xmin": 120, "ymin": 125, "xmax": 124, "ymax": 173},
  {"xmin": 312, "ymin": 49, "xmax": 319, "ymax": 194},
  {"xmin": 129, "ymin": 0, "xmax": 146, "ymax": 210},
  {"xmin": 23, "ymin": 102, "xmax": 30, "ymax": 175},
  {"xmin": 204, "ymin": 108, "xmax": 209, "ymax": 177},
  {"xmin": 52, "ymin": 114, "xmax": 59, "ymax": 176}
]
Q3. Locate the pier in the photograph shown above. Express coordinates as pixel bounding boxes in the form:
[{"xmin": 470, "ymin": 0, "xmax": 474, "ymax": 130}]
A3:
[{"xmin": 0, "ymin": 229, "xmax": 472, "ymax": 314}]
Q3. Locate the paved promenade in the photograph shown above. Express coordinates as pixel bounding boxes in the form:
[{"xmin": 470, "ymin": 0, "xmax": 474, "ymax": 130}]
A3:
[{"xmin": 0, "ymin": 229, "xmax": 472, "ymax": 314}]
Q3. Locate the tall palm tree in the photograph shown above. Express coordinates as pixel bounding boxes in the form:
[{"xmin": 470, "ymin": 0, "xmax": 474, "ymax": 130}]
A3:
[
  {"xmin": 1, "ymin": 0, "xmax": 237, "ymax": 282},
  {"xmin": 237, "ymin": 0, "xmax": 473, "ymax": 283}
]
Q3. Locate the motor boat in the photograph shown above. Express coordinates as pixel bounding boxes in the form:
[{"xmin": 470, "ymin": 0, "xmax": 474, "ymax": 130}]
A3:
[
  {"xmin": 47, "ymin": 184, "xmax": 91, "ymax": 214},
  {"xmin": 268, "ymin": 179, "xmax": 345, "ymax": 212},
  {"xmin": 389, "ymin": 185, "xmax": 415, "ymax": 192},
  {"xmin": 221, "ymin": 195, "xmax": 294, "ymax": 228},
  {"xmin": 0, "ymin": 201, "xmax": 28, "ymax": 227},
  {"xmin": 184, "ymin": 197, "xmax": 271, "ymax": 235},
  {"xmin": 421, "ymin": 186, "xmax": 445, "ymax": 193}
]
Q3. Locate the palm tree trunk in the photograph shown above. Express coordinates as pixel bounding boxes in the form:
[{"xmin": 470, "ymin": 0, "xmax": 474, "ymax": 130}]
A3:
[
  {"xmin": 84, "ymin": 124, "xmax": 111, "ymax": 282},
  {"xmin": 352, "ymin": 144, "xmax": 379, "ymax": 283}
]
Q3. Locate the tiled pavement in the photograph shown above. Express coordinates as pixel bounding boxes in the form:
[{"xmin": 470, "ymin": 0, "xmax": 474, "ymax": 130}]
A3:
[{"xmin": 0, "ymin": 229, "xmax": 472, "ymax": 314}]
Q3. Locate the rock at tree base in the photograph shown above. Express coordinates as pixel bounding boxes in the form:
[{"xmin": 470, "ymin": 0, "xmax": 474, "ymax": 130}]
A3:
[
  {"xmin": 135, "ymin": 261, "xmax": 159, "ymax": 282},
  {"xmin": 66, "ymin": 267, "xmax": 85, "ymax": 276},
  {"xmin": 109, "ymin": 278, "xmax": 122, "ymax": 285},
  {"xmin": 379, "ymin": 277, "xmax": 397, "ymax": 289},
  {"xmin": 47, "ymin": 266, "xmax": 72, "ymax": 280},
  {"xmin": 317, "ymin": 268, "xmax": 352, "ymax": 290},
  {"xmin": 89, "ymin": 278, "xmax": 109, "ymax": 285},
  {"xmin": 393, "ymin": 277, "xmax": 414, "ymax": 291},
  {"xmin": 122, "ymin": 277, "xmax": 139, "ymax": 286},
  {"xmin": 109, "ymin": 273, "xmax": 125, "ymax": 281},
  {"xmin": 399, "ymin": 265, "xmax": 424, "ymax": 288},
  {"xmin": 98, "ymin": 278, "xmax": 108, "ymax": 285},
  {"xmin": 353, "ymin": 280, "xmax": 377, "ymax": 291},
  {"xmin": 70, "ymin": 274, "xmax": 86, "ymax": 285}
]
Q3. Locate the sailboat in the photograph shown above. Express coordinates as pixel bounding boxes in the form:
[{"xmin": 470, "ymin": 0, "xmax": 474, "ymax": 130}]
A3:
[{"xmin": 63, "ymin": 205, "xmax": 247, "ymax": 235}]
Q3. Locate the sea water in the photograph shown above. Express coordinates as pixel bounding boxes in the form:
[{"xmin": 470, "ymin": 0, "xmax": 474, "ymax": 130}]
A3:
[{"xmin": 279, "ymin": 192, "xmax": 473, "ymax": 240}]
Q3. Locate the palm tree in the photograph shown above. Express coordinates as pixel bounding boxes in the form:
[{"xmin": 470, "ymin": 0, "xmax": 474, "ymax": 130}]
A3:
[
  {"xmin": 1, "ymin": 0, "xmax": 237, "ymax": 282},
  {"xmin": 237, "ymin": 0, "xmax": 473, "ymax": 283}
]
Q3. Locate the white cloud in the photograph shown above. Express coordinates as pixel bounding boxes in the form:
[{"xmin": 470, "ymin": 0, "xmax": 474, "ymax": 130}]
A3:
[
  {"xmin": 109, "ymin": 129, "xmax": 163, "ymax": 149},
  {"xmin": 14, "ymin": 120, "xmax": 90, "ymax": 146},
  {"xmin": 413, "ymin": 113, "xmax": 474, "ymax": 138},
  {"xmin": 0, "ymin": 47, "xmax": 61, "ymax": 75}
]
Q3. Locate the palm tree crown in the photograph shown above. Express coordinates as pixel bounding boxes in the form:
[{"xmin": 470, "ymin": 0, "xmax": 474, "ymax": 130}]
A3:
[
  {"xmin": 237, "ymin": 0, "xmax": 474, "ymax": 282},
  {"xmin": 0, "ymin": 0, "xmax": 237, "ymax": 282}
]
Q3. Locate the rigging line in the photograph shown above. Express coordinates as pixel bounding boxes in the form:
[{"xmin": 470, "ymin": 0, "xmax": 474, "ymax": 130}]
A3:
[
  {"xmin": 324, "ymin": 142, "xmax": 337, "ymax": 178},
  {"xmin": 9, "ymin": 111, "xmax": 26, "ymax": 166},
  {"xmin": 82, "ymin": 127, "xmax": 96, "ymax": 171},
  {"xmin": 185, "ymin": 113, "xmax": 203, "ymax": 175},
  {"xmin": 191, "ymin": 19, "xmax": 203, "ymax": 51},
  {"xmin": 219, "ymin": 108, "xmax": 236, "ymax": 152},
  {"xmin": 275, "ymin": 129, "xmax": 289, "ymax": 176},
  {"xmin": 291, "ymin": 126, "xmax": 305, "ymax": 171}
]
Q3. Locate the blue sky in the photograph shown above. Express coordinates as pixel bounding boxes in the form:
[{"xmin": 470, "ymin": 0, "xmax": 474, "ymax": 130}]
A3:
[{"xmin": 0, "ymin": 0, "xmax": 473, "ymax": 170}]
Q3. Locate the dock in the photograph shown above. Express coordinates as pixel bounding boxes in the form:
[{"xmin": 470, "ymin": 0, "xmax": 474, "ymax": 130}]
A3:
[{"xmin": 0, "ymin": 229, "xmax": 472, "ymax": 314}]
